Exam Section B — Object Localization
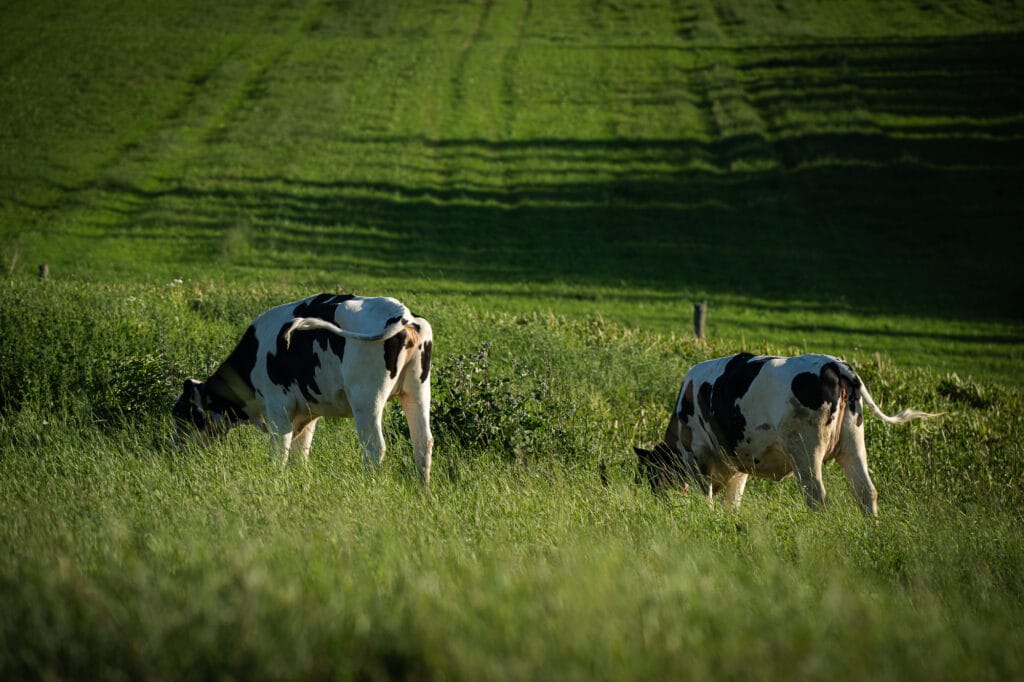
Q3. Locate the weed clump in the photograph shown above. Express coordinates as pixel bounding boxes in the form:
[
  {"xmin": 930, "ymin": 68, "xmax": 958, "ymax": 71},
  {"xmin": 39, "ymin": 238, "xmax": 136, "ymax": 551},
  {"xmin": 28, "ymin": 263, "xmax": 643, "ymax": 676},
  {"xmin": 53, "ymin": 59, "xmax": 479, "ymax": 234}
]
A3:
[
  {"xmin": 430, "ymin": 342, "xmax": 576, "ymax": 463},
  {"xmin": 0, "ymin": 281, "xmax": 185, "ymax": 424}
]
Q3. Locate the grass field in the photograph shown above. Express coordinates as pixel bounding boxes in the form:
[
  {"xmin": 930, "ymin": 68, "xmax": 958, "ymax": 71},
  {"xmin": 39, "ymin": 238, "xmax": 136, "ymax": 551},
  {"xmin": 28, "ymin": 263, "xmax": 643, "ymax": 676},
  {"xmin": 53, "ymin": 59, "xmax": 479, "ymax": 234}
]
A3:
[{"xmin": 2, "ymin": 1, "xmax": 1023, "ymax": 679}]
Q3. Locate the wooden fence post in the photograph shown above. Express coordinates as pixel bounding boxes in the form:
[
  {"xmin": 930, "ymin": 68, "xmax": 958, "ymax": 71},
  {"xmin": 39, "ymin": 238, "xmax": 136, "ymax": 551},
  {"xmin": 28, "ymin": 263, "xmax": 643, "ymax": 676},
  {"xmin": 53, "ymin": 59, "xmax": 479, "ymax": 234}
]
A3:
[{"xmin": 693, "ymin": 301, "xmax": 707, "ymax": 343}]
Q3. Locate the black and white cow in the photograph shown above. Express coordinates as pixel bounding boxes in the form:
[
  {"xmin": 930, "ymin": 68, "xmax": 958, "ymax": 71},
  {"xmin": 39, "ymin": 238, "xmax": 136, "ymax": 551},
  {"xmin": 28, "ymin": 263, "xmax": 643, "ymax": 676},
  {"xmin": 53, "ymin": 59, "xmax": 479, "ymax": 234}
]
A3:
[
  {"xmin": 634, "ymin": 353, "xmax": 941, "ymax": 515},
  {"xmin": 173, "ymin": 293, "xmax": 434, "ymax": 482}
]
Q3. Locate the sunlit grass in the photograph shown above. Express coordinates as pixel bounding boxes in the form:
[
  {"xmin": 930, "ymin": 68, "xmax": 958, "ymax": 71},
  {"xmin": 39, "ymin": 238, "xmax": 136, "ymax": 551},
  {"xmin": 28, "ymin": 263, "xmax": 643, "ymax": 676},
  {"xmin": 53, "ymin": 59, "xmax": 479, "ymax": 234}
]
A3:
[
  {"xmin": 2, "ymin": 0, "xmax": 1024, "ymax": 678},
  {"xmin": 1, "ymin": 399, "xmax": 1021, "ymax": 679},
  {"xmin": 0, "ymin": 278, "xmax": 1021, "ymax": 679}
]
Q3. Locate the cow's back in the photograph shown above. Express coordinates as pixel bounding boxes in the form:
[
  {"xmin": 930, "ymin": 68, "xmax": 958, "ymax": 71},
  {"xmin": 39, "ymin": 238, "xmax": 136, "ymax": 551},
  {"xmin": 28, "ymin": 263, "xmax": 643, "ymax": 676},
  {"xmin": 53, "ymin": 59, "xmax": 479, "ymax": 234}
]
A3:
[
  {"xmin": 330, "ymin": 296, "xmax": 410, "ymax": 336},
  {"xmin": 242, "ymin": 294, "xmax": 416, "ymax": 415},
  {"xmin": 675, "ymin": 353, "xmax": 855, "ymax": 473}
]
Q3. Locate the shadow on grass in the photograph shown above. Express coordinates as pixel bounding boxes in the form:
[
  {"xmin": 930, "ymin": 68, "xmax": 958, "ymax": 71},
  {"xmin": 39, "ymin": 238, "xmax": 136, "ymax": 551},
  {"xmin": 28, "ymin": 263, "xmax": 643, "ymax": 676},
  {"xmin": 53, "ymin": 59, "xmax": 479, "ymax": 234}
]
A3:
[{"xmin": 79, "ymin": 32, "xmax": 1024, "ymax": 322}]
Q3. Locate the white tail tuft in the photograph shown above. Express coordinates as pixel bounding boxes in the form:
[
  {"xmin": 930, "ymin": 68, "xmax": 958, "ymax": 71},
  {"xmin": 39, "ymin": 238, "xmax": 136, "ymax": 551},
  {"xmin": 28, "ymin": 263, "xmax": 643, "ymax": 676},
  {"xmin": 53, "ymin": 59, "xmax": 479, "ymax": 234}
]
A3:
[{"xmin": 859, "ymin": 381, "xmax": 945, "ymax": 424}]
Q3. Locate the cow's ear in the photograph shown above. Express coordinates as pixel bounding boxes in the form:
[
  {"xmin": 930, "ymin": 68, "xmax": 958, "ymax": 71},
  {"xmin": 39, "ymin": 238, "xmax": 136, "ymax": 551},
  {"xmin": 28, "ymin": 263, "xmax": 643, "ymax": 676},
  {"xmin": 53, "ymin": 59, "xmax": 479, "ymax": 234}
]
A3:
[{"xmin": 183, "ymin": 379, "xmax": 204, "ymax": 407}]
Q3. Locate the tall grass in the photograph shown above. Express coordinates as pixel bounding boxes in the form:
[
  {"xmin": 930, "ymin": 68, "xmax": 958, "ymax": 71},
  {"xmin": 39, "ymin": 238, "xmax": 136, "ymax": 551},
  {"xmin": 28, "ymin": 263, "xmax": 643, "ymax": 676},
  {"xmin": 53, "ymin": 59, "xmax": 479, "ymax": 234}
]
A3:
[
  {"xmin": 2, "ymin": 416, "xmax": 1022, "ymax": 680},
  {"xmin": 2, "ymin": 0, "xmax": 1024, "ymax": 677},
  {"xmin": 0, "ymin": 281, "xmax": 1022, "ymax": 679}
]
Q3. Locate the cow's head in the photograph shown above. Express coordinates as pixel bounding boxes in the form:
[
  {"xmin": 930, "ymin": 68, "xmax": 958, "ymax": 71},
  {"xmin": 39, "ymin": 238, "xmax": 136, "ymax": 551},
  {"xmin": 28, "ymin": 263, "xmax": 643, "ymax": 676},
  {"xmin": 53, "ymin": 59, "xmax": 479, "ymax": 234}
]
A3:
[
  {"xmin": 172, "ymin": 379, "xmax": 232, "ymax": 445},
  {"xmin": 633, "ymin": 442, "xmax": 701, "ymax": 494}
]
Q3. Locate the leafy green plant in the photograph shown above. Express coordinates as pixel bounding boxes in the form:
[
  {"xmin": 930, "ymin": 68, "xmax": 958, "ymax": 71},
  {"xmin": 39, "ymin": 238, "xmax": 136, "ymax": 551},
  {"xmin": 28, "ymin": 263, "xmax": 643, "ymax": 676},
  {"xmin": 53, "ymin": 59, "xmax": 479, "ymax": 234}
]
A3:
[{"xmin": 431, "ymin": 342, "xmax": 577, "ymax": 462}]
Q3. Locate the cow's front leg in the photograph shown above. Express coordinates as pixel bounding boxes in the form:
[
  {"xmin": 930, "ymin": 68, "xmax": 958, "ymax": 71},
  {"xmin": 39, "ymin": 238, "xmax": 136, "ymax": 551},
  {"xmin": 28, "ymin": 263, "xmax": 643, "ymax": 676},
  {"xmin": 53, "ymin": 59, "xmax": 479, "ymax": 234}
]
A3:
[
  {"xmin": 269, "ymin": 431, "xmax": 293, "ymax": 466},
  {"xmin": 291, "ymin": 418, "xmax": 319, "ymax": 465},
  {"xmin": 266, "ymin": 409, "xmax": 294, "ymax": 467},
  {"xmin": 721, "ymin": 473, "xmax": 749, "ymax": 509},
  {"xmin": 353, "ymin": 399, "xmax": 386, "ymax": 471}
]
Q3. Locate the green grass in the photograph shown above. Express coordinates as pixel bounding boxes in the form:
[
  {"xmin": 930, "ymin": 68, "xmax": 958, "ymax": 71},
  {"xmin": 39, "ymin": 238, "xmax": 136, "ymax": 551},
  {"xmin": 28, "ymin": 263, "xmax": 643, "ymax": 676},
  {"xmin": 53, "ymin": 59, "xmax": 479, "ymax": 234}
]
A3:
[
  {"xmin": 1, "ymin": 404, "xmax": 1022, "ymax": 680},
  {"xmin": 3, "ymin": 0, "xmax": 1023, "ymax": 381},
  {"xmin": 3, "ymin": 430, "xmax": 1022, "ymax": 680},
  {"xmin": 2, "ymin": 0, "xmax": 1024, "ymax": 678},
  {"xmin": 1, "ymin": 281, "xmax": 1022, "ymax": 679}
]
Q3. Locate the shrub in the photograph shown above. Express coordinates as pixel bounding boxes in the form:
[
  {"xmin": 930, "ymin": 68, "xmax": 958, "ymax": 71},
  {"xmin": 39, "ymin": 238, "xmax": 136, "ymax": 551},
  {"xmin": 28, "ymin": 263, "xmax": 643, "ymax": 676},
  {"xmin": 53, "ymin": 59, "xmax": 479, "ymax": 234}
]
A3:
[
  {"xmin": 0, "ymin": 280, "xmax": 185, "ymax": 424},
  {"xmin": 430, "ymin": 342, "xmax": 578, "ymax": 463}
]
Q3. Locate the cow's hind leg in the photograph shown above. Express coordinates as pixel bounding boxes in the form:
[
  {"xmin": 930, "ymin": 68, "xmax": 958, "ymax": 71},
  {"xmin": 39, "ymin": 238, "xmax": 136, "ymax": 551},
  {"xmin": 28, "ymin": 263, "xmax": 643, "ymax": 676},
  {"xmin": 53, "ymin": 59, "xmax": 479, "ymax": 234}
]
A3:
[
  {"xmin": 400, "ymin": 375, "xmax": 433, "ymax": 485},
  {"xmin": 352, "ymin": 397, "xmax": 387, "ymax": 471},
  {"xmin": 784, "ymin": 431, "xmax": 828, "ymax": 511},
  {"xmin": 836, "ymin": 422, "xmax": 878, "ymax": 516}
]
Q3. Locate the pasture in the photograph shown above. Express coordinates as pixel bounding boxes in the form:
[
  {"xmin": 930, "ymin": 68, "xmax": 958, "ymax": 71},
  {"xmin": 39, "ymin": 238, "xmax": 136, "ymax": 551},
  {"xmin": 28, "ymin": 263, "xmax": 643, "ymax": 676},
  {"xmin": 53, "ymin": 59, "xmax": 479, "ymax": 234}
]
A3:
[{"xmin": 1, "ymin": 0, "xmax": 1023, "ymax": 679}]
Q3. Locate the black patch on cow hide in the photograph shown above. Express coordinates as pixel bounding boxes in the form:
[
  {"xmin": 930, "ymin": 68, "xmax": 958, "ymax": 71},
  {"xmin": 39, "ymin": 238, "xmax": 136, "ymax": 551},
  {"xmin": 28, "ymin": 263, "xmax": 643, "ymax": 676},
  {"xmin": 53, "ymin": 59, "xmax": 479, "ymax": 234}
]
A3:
[
  {"xmin": 419, "ymin": 340, "xmax": 433, "ymax": 383},
  {"xmin": 293, "ymin": 293, "xmax": 355, "ymax": 321},
  {"xmin": 674, "ymin": 381, "xmax": 695, "ymax": 450},
  {"xmin": 220, "ymin": 325, "xmax": 259, "ymax": 392},
  {"xmin": 202, "ymin": 325, "xmax": 259, "ymax": 420},
  {"xmin": 204, "ymin": 383, "xmax": 249, "ymax": 422},
  {"xmin": 267, "ymin": 321, "xmax": 346, "ymax": 402},
  {"xmin": 679, "ymin": 380, "xmax": 695, "ymax": 420},
  {"xmin": 697, "ymin": 381, "xmax": 713, "ymax": 426},
  {"xmin": 819, "ymin": 363, "xmax": 843, "ymax": 423},
  {"xmin": 704, "ymin": 353, "xmax": 773, "ymax": 453},
  {"xmin": 383, "ymin": 329, "xmax": 409, "ymax": 379},
  {"xmin": 791, "ymin": 371, "xmax": 824, "ymax": 410},
  {"xmin": 792, "ymin": 361, "xmax": 864, "ymax": 426}
]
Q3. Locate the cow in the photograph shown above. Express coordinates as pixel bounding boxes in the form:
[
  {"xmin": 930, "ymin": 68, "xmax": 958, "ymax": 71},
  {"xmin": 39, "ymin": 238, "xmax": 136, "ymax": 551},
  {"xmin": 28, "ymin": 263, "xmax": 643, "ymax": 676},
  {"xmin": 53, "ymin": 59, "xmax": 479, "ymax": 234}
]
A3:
[
  {"xmin": 172, "ymin": 293, "xmax": 434, "ymax": 483},
  {"xmin": 634, "ymin": 353, "xmax": 941, "ymax": 515}
]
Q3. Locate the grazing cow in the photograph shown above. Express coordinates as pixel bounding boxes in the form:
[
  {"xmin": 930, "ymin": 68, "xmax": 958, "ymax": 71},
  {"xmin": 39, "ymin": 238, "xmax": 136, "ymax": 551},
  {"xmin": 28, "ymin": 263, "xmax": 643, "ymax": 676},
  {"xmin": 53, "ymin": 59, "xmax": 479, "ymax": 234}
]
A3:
[
  {"xmin": 173, "ymin": 293, "xmax": 434, "ymax": 482},
  {"xmin": 634, "ymin": 353, "xmax": 941, "ymax": 515}
]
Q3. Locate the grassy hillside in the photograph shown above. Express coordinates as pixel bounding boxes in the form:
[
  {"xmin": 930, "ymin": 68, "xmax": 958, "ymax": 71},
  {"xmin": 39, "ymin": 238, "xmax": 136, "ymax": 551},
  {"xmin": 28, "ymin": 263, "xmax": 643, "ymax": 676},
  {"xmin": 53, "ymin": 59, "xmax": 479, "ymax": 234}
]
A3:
[
  {"xmin": 2, "ymin": 1, "xmax": 1024, "ymax": 679},
  {"xmin": 2, "ymin": 0, "xmax": 1022, "ymax": 380}
]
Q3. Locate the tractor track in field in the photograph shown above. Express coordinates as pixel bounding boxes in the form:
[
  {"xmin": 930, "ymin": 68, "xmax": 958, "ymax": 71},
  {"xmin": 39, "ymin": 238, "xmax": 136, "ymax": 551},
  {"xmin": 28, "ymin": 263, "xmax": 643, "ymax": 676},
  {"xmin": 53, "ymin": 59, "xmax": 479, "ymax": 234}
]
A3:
[
  {"xmin": 432, "ymin": 0, "xmax": 532, "ymax": 210},
  {"xmin": 495, "ymin": 0, "xmax": 532, "ymax": 207},
  {"xmin": 37, "ymin": 0, "xmax": 331, "ymax": 246},
  {"xmin": 448, "ymin": 0, "xmax": 494, "ymax": 117},
  {"xmin": 682, "ymin": 1, "xmax": 780, "ymax": 175},
  {"xmin": 429, "ymin": 0, "xmax": 493, "ymax": 202}
]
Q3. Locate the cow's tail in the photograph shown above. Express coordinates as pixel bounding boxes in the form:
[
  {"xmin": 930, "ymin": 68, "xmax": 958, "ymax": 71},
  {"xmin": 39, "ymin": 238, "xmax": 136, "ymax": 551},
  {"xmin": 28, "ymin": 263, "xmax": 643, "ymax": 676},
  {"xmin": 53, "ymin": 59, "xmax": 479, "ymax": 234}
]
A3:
[
  {"xmin": 283, "ymin": 316, "xmax": 409, "ymax": 348},
  {"xmin": 837, "ymin": 363, "xmax": 944, "ymax": 424}
]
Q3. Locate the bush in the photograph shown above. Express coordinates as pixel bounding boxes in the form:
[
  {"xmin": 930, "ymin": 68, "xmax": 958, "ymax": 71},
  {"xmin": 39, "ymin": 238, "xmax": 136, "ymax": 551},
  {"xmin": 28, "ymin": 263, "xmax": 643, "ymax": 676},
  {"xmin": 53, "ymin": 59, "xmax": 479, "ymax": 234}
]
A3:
[
  {"xmin": 431, "ymin": 342, "xmax": 578, "ymax": 463},
  {"xmin": 0, "ymin": 280, "xmax": 187, "ymax": 424}
]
